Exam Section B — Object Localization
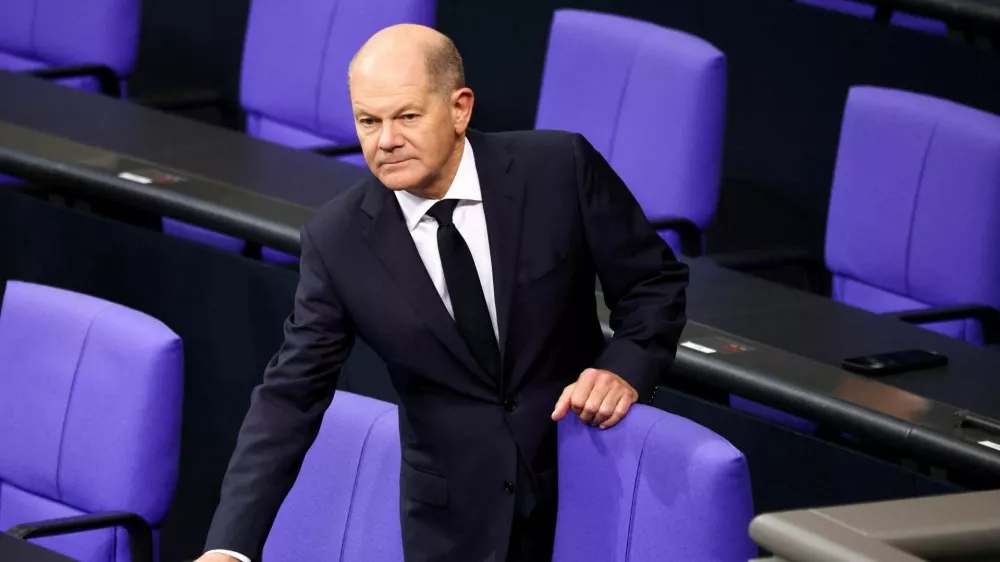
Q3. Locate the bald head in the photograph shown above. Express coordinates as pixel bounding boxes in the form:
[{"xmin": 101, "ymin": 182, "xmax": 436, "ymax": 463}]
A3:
[{"xmin": 349, "ymin": 24, "xmax": 465, "ymax": 97}]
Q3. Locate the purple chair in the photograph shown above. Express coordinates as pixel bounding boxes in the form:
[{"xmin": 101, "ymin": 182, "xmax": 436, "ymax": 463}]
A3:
[
  {"xmin": 535, "ymin": 9, "xmax": 726, "ymax": 257},
  {"xmin": 161, "ymin": 0, "xmax": 435, "ymax": 261},
  {"xmin": 262, "ymin": 392, "xmax": 402, "ymax": 561},
  {"xmin": 730, "ymin": 87, "xmax": 1000, "ymax": 431},
  {"xmin": 826, "ymin": 86, "xmax": 1000, "ymax": 344},
  {"xmin": 264, "ymin": 392, "xmax": 755, "ymax": 561},
  {"xmin": 553, "ymin": 404, "xmax": 755, "ymax": 561},
  {"xmin": 0, "ymin": 281, "xmax": 184, "ymax": 562},
  {"xmin": 795, "ymin": 0, "xmax": 948, "ymax": 36},
  {"xmin": 0, "ymin": 0, "xmax": 139, "ymax": 96}
]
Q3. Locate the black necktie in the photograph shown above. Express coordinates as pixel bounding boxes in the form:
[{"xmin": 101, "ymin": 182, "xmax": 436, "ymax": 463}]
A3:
[{"xmin": 427, "ymin": 200, "xmax": 501, "ymax": 384}]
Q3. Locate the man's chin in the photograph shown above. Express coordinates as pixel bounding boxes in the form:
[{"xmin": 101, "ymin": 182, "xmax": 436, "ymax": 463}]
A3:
[{"xmin": 378, "ymin": 167, "xmax": 422, "ymax": 191}]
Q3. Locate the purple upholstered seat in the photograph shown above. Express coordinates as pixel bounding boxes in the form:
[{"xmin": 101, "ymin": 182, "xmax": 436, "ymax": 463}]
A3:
[
  {"xmin": 826, "ymin": 86, "xmax": 1000, "ymax": 344},
  {"xmin": 732, "ymin": 87, "xmax": 1000, "ymax": 431},
  {"xmin": 262, "ymin": 392, "xmax": 402, "ymax": 561},
  {"xmin": 535, "ymin": 9, "xmax": 726, "ymax": 256},
  {"xmin": 162, "ymin": 0, "xmax": 434, "ymax": 262},
  {"xmin": 0, "ymin": 0, "xmax": 139, "ymax": 92},
  {"xmin": 0, "ymin": 281, "xmax": 183, "ymax": 562},
  {"xmin": 264, "ymin": 392, "xmax": 755, "ymax": 561},
  {"xmin": 795, "ymin": 0, "xmax": 948, "ymax": 36},
  {"xmin": 552, "ymin": 404, "xmax": 755, "ymax": 561}
]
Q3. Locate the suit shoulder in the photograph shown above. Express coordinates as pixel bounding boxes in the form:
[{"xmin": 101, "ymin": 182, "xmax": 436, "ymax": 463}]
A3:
[{"xmin": 490, "ymin": 129, "xmax": 584, "ymax": 153}]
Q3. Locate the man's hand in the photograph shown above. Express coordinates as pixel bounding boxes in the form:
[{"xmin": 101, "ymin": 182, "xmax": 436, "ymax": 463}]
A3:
[{"xmin": 551, "ymin": 368, "xmax": 639, "ymax": 429}]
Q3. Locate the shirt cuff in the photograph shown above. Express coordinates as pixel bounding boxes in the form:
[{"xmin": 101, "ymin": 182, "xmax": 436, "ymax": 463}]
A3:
[{"xmin": 206, "ymin": 549, "xmax": 251, "ymax": 562}]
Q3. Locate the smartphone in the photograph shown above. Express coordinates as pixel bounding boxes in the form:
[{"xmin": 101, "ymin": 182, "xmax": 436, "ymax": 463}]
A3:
[{"xmin": 842, "ymin": 349, "xmax": 948, "ymax": 376}]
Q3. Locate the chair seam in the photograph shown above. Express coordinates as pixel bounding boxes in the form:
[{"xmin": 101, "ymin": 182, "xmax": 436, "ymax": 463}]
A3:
[
  {"xmin": 903, "ymin": 115, "xmax": 942, "ymax": 297},
  {"xmin": 606, "ymin": 34, "xmax": 645, "ymax": 165},
  {"xmin": 624, "ymin": 417, "xmax": 662, "ymax": 562},
  {"xmin": 28, "ymin": 0, "xmax": 41, "ymax": 58},
  {"xmin": 54, "ymin": 304, "xmax": 109, "ymax": 501},
  {"xmin": 338, "ymin": 407, "xmax": 395, "ymax": 562}
]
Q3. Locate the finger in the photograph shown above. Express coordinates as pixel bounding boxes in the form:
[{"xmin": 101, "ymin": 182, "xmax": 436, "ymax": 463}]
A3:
[
  {"xmin": 593, "ymin": 387, "xmax": 623, "ymax": 427},
  {"xmin": 552, "ymin": 384, "xmax": 575, "ymax": 420},
  {"xmin": 570, "ymin": 369, "xmax": 598, "ymax": 415},
  {"xmin": 599, "ymin": 394, "xmax": 634, "ymax": 430},
  {"xmin": 579, "ymin": 382, "xmax": 609, "ymax": 424}
]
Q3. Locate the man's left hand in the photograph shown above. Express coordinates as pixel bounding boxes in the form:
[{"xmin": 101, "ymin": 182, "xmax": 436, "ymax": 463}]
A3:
[{"xmin": 551, "ymin": 368, "xmax": 639, "ymax": 430}]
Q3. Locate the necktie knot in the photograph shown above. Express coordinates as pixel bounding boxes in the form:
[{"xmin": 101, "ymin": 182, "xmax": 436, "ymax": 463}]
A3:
[{"xmin": 427, "ymin": 199, "xmax": 460, "ymax": 227}]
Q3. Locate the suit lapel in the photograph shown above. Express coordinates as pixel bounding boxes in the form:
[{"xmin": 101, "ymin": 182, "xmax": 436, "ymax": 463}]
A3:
[
  {"xmin": 360, "ymin": 179, "xmax": 493, "ymax": 386},
  {"xmin": 468, "ymin": 131, "xmax": 526, "ymax": 379}
]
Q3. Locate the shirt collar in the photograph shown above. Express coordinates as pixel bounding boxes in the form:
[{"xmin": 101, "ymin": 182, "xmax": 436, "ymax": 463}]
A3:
[{"xmin": 394, "ymin": 137, "xmax": 481, "ymax": 231}]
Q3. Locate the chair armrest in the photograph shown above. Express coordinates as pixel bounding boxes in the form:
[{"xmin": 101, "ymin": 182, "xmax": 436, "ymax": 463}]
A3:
[
  {"xmin": 885, "ymin": 304, "xmax": 1000, "ymax": 344},
  {"xmin": 312, "ymin": 143, "xmax": 364, "ymax": 157},
  {"xmin": 8, "ymin": 511, "xmax": 153, "ymax": 562},
  {"xmin": 648, "ymin": 217, "xmax": 703, "ymax": 257},
  {"xmin": 23, "ymin": 64, "xmax": 121, "ymax": 98}
]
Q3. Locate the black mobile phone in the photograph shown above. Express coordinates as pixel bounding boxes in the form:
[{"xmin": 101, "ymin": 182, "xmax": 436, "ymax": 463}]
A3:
[{"xmin": 842, "ymin": 349, "xmax": 948, "ymax": 376}]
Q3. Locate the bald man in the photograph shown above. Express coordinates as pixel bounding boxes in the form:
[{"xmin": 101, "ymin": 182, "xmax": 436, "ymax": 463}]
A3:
[{"xmin": 198, "ymin": 24, "xmax": 688, "ymax": 562}]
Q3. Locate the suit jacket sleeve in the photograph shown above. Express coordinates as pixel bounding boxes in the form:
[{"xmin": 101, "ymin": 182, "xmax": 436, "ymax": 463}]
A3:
[
  {"xmin": 571, "ymin": 134, "xmax": 690, "ymax": 401},
  {"xmin": 204, "ymin": 225, "xmax": 355, "ymax": 558}
]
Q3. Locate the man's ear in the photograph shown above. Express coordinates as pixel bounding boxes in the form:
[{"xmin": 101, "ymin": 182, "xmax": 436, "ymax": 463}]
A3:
[{"xmin": 452, "ymin": 87, "xmax": 474, "ymax": 134}]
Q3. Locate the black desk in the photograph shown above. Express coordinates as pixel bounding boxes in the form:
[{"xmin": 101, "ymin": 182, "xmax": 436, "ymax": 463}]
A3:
[
  {"xmin": 3, "ymin": 70, "xmax": 1000, "ymax": 481},
  {"xmin": 0, "ymin": 533, "xmax": 75, "ymax": 562},
  {"xmin": 0, "ymin": 70, "xmax": 368, "ymax": 255},
  {"xmin": 679, "ymin": 258, "xmax": 1000, "ymax": 418}
]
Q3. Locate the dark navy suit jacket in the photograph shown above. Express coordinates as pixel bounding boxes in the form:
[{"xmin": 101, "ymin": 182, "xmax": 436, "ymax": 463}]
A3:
[{"xmin": 205, "ymin": 129, "xmax": 689, "ymax": 562}]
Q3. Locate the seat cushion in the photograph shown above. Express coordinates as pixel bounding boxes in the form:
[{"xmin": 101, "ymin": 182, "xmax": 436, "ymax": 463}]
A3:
[
  {"xmin": 833, "ymin": 275, "xmax": 981, "ymax": 343},
  {"xmin": 0, "ymin": 51, "xmax": 100, "ymax": 91},
  {"xmin": 0, "ymin": 481, "xmax": 130, "ymax": 562},
  {"xmin": 161, "ymin": 218, "xmax": 248, "ymax": 255},
  {"xmin": 0, "ymin": 0, "xmax": 139, "ymax": 77}
]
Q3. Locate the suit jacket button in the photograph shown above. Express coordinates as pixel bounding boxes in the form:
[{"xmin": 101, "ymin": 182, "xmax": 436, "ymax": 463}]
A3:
[
  {"xmin": 504, "ymin": 480, "xmax": 516, "ymax": 494},
  {"xmin": 503, "ymin": 398, "xmax": 516, "ymax": 412}
]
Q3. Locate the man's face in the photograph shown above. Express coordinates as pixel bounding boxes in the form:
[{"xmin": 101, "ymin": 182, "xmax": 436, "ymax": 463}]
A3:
[{"xmin": 350, "ymin": 59, "xmax": 462, "ymax": 193}]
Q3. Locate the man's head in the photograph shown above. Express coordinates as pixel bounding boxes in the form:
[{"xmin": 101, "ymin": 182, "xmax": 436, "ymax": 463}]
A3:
[{"xmin": 348, "ymin": 24, "xmax": 473, "ymax": 197}]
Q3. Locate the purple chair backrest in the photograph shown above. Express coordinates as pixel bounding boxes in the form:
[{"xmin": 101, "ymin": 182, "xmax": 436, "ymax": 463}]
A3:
[
  {"xmin": 794, "ymin": 0, "xmax": 948, "ymax": 35},
  {"xmin": 266, "ymin": 392, "xmax": 754, "ymax": 561},
  {"xmin": 534, "ymin": 9, "xmax": 726, "ymax": 252},
  {"xmin": 0, "ymin": 281, "xmax": 183, "ymax": 562},
  {"xmin": 825, "ymin": 86, "xmax": 1000, "ymax": 343},
  {"xmin": 239, "ymin": 0, "xmax": 436, "ymax": 149},
  {"xmin": 263, "ymin": 391, "xmax": 403, "ymax": 561},
  {"xmin": 0, "ymin": 0, "xmax": 140, "ymax": 91},
  {"xmin": 553, "ymin": 404, "xmax": 755, "ymax": 561}
]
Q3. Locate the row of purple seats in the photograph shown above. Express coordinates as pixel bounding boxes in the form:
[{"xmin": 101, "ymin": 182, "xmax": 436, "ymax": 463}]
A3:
[
  {"xmin": 0, "ymin": 281, "xmax": 184, "ymax": 562},
  {"xmin": 161, "ymin": 4, "xmax": 729, "ymax": 262},
  {"xmin": 263, "ymin": 391, "xmax": 756, "ymax": 561},
  {"xmin": 796, "ymin": 0, "xmax": 948, "ymax": 36},
  {"xmin": 0, "ymin": 0, "xmax": 138, "ymax": 95},
  {"xmin": 731, "ymin": 84, "xmax": 1000, "ymax": 432}
]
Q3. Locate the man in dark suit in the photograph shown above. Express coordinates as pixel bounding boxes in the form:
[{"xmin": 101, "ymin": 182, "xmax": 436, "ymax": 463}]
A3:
[{"xmin": 199, "ymin": 23, "xmax": 688, "ymax": 562}]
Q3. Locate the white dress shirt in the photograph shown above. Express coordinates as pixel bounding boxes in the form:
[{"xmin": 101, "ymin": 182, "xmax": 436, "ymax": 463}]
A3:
[{"xmin": 206, "ymin": 137, "xmax": 495, "ymax": 562}]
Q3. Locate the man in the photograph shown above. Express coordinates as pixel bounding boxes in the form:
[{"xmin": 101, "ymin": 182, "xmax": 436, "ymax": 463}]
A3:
[{"xmin": 198, "ymin": 23, "xmax": 688, "ymax": 562}]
